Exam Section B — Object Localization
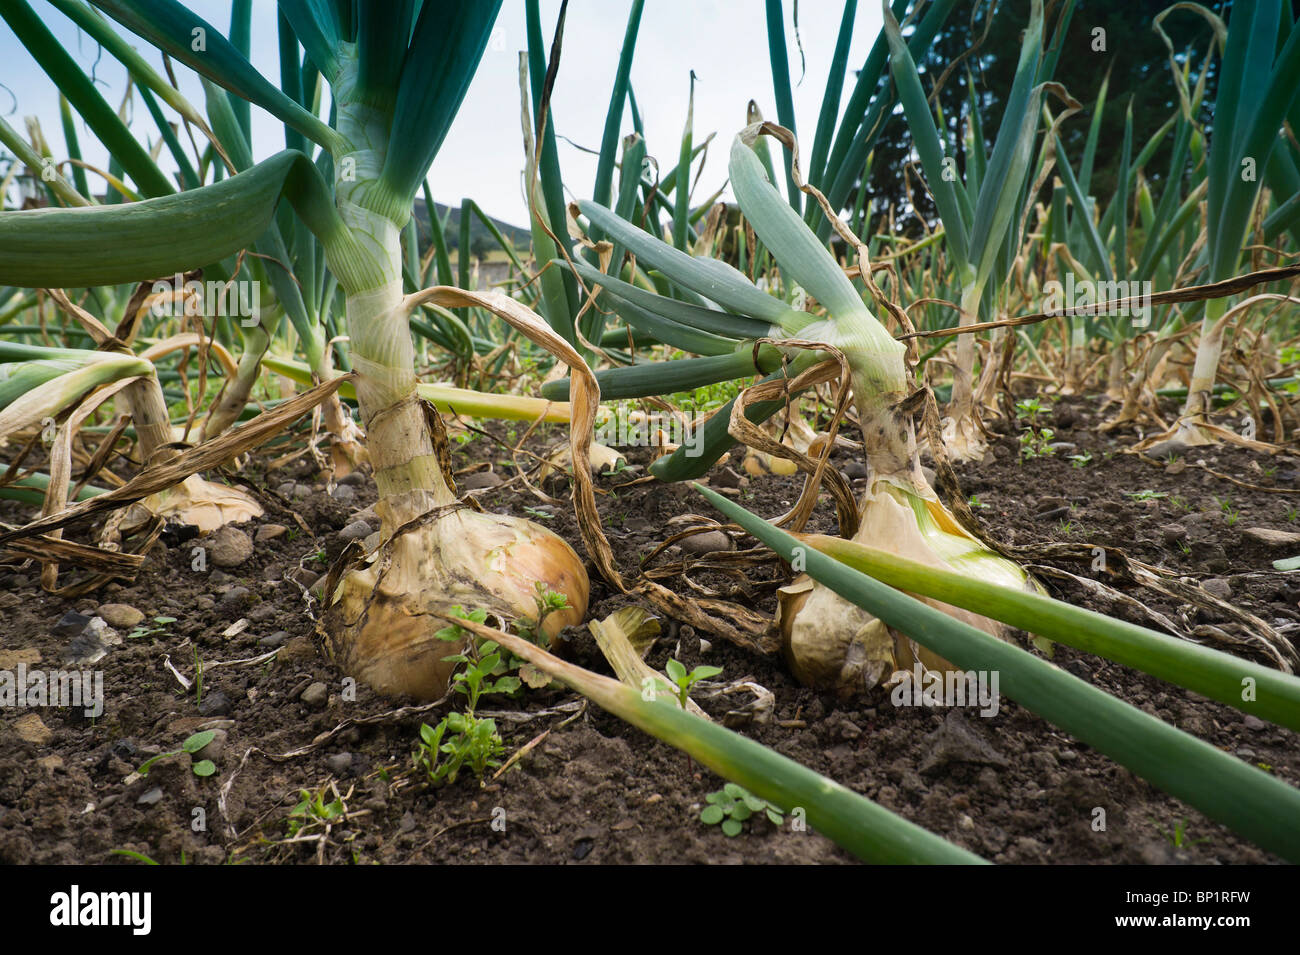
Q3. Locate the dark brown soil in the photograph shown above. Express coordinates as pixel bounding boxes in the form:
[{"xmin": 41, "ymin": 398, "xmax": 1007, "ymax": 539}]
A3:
[{"xmin": 1, "ymin": 394, "xmax": 1297, "ymax": 865}]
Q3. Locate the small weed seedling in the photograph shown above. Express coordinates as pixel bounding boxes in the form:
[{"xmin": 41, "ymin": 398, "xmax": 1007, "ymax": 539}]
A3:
[
  {"xmin": 1153, "ymin": 817, "xmax": 1210, "ymax": 851},
  {"xmin": 126, "ymin": 615, "xmax": 176, "ymax": 640},
  {"xmin": 1125, "ymin": 489, "xmax": 1168, "ymax": 502},
  {"xmin": 523, "ymin": 506, "xmax": 554, "ymax": 521},
  {"xmin": 1018, "ymin": 427, "xmax": 1056, "ymax": 462},
  {"xmin": 1015, "ymin": 397, "xmax": 1045, "ymax": 426},
  {"xmin": 1067, "ymin": 451, "xmax": 1093, "ymax": 468},
  {"xmin": 509, "ymin": 583, "xmax": 569, "ymax": 688},
  {"xmin": 523, "ymin": 583, "xmax": 569, "ymax": 639},
  {"xmin": 413, "ymin": 608, "xmax": 514, "ymax": 786},
  {"xmin": 287, "ymin": 785, "xmax": 345, "ymax": 837},
  {"xmin": 1288, "ymin": 507, "xmax": 1299, "ymax": 523},
  {"xmin": 701, "ymin": 783, "xmax": 784, "ymax": 836},
  {"xmin": 968, "ymin": 495, "xmax": 988, "ymax": 509},
  {"xmin": 664, "ymin": 658, "xmax": 722, "ymax": 709},
  {"xmin": 137, "ymin": 730, "xmax": 217, "ymax": 778}
]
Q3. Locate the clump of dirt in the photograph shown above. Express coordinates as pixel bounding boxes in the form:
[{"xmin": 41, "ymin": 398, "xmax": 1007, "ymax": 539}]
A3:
[{"xmin": 0, "ymin": 394, "xmax": 1296, "ymax": 864}]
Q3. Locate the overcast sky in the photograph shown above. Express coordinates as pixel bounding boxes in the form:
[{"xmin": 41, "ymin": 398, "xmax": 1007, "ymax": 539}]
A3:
[{"xmin": 0, "ymin": 1, "xmax": 885, "ymax": 226}]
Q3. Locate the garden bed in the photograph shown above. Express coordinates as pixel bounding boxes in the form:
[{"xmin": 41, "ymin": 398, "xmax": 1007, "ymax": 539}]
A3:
[{"xmin": 1, "ymin": 394, "xmax": 1296, "ymax": 864}]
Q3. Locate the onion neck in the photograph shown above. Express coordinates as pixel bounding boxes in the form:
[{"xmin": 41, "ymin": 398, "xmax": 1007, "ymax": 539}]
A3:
[
  {"xmin": 329, "ymin": 187, "xmax": 453, "ymax": 522},
  {"xmin": 1183, "ymin": 296, "xmax": 1228, "ymax": 425}
]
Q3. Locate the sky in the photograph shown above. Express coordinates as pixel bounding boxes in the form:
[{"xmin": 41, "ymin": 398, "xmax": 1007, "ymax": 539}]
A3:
[{"xmin": 0, "ymin": 0, "xmax": 885, "ymax": 228}]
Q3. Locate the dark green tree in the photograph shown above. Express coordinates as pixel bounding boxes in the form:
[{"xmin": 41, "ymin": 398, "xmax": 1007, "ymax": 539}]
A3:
[{"xmin": 853, "ymin": 0, "xmax": 1228, "ymax": 237}]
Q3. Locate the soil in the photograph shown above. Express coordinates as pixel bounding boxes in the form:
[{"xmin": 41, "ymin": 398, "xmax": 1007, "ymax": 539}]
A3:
[{"xmin": 1, "ymin": 393, "xmax": 1297, "ymax": 865}]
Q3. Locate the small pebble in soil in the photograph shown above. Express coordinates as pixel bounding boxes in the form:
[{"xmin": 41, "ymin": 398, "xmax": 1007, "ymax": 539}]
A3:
[
  {"xmin": 136, "ymin": 787, "xmax": 164, "ymax": 806},
  {"xmin": 64, "ymin": 618, "xmax": 113, "ymax": 665},
  {"xmin": 197, "ymin": 691, "xmax": 232, "ymax": 717},
  {"xmin": 96, "ymin": 603, "xmax": 143, "ymax": 628},
  {"xmin": 918, "ymin": 710, "xmax": 1008, "ymax": 775},
  {"xmin": 208, "ymin": 526, "xmax": 254, "ymax": 568},
  {"xmin": 259, "ymin": 631, "xmax": 289, "ymax": 648},
  {"xmin": 111, "ymin": 739, "xmax": 137, "ymax": 760},
  {"xmin": 255, "ymin": 524, "xmax": 287, "ymax": 543},
  {"xmin": 52, "ymin": 610, "xmax": 91, "ymax": 639},
  {"xmin": 1159, "ymin": 523, "xmax": 1187, "ymax": 545},
  {"xmin": 218, "ymin": 587, "xmax": 252, "ymax": 615},
  {"xmin": 710, "ymin": 466, "xmax": 745, "ymax": 490},
  {"xmin": 1202, "ymin": 577, "xmax": 1232, "ymax": 600},
  {"xmin": 289, "ymin": 565, "xmax": 320, "ymax": 588},
  {"xmin": 462, "ymin": 470, "xmax": 503, "ymax": 490},
  {"xmin": 330, "ymin": 484, "xmax": 356, "ymax": 504},
  {"xmin": 1243, "ymin": 526, "xmax": 1300, "ymax": 548},
  {"xmin": 248, "ymin": 603, "xmax": 278, "ymax": 623},
  {"xmin": 300, "ymin": 682, "xmax": 329, "ymax": 708},
  {"xmin": 339, "ymin": 519, "xmax": 372, "ymax": 542},
  {"xmin": 842, "ymin": 460, "xmax": 869, "ymax": 480},
  {"xmin": 679, "ymin": 530, "xmax": 733, "ymax": 555},
  {"xmin": 326, "ymin": 753, "xmax": 352, "ymax": 775},
  {"xmin": 1243, "ymin": 715, "xmax": 1266, "ymax": 731}
]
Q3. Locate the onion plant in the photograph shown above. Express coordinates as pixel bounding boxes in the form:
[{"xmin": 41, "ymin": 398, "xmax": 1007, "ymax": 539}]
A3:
[
  {"xmin": 1165, "ymin": 1, "xmax": 1300, "ymax": 448},
  {"xmin": 554, "ymin": 123, "xmax": 1035, "ymax": 694},
  {"xmin": 882, "ymin": 0, "xmax": 1070, "ymax": 460},
  {"xmin": 0, "ymin": 0, "xmax": 590, "ymax": 700}
]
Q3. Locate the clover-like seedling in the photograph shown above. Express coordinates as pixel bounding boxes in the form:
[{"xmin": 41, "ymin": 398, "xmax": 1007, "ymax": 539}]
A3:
[
  {"xmin": 137, "ymin": 730, "xmax": 217, "ymax": 778},
  {"xmin": 126, "ymin": 615, "xmax": 176, "ymax": 640},
  {"xmin": 664, "ymin": 658, "xmax": 722, "ymax": 709},
  {"xmin": 415, "ymin": 606, "xmax": 514, "ymax": 785},
  {"xmin": 1015, "ymin": 397, "xmax": 1044, "ymax": 425},
  {"xmin": 287, "ymin": 786, "xmax": 345, "ymax": 837},
  {"xmin": 700, "ymin": 783, "xmax": 784, "ymax": 836},
  {"xmin": 1018, "ymin": 426, "xmax": 1056, "ymax": 461}
]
